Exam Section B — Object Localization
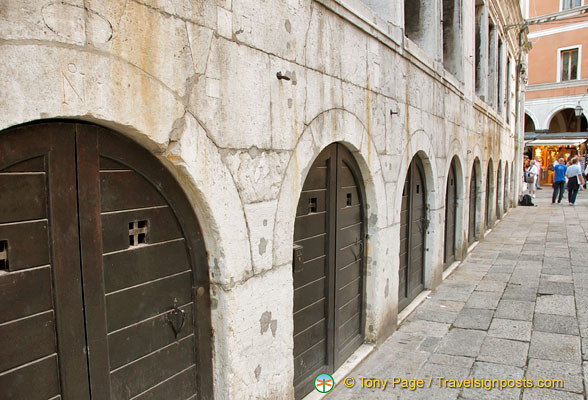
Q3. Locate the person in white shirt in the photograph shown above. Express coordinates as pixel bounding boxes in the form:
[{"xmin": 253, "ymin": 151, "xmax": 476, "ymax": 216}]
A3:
[
  {"xmin": 527, "ymin": 160, "xmax": 539, "ymax": 198},
  {"xmin": 566, "ymin": 157, "xmax": 583, "ymax": 205}
]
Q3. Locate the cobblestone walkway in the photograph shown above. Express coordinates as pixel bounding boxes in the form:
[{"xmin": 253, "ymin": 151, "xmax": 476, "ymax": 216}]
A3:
[{"xmin": 328, "ymin": 187, "xmax": 588, "ymax": 399}]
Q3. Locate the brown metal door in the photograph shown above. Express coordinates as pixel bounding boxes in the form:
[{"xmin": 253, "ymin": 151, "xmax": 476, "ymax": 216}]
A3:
[
  {"xmin": 444, "ymin": 162, "xmax": 457, "ymax": 268},
  {"xmin": 504, "ymin": 164, "xmax": 509, "ymax": 213},
  {"xmin": 398, "ymin": 158, "xmax": 426, "ymax": 311},
  {"xmin": 496, "ymin": 164, "xmax": 502, "ymax": 219},
  {"xmin": 0, "ymin": 122, "xmax": 212, "ymax": 400},
  {"xmin": 292, "ymin": 144, "xmax": 365, "ymax": 399},
  {"xmin": 468, "ymin": 166, "xmax": 477, "ymax": 245}
]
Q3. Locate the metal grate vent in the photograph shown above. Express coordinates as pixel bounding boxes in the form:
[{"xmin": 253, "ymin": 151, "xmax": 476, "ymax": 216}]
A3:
[{"xmin": 129, "ymin": 220, "xmax": 148, "ymax": 247}]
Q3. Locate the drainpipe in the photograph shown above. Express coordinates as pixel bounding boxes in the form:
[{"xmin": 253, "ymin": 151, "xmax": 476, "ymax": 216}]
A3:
[{"xmin": 513, "ymin": 24, "xmax": 527, "ymax": 204}]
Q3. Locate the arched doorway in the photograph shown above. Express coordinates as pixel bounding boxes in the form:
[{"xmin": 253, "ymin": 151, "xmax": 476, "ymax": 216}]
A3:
[
  {"xmin": 525, "ymin": 113, "xmax": 536, "ymax": 133},
  {"xmin": 549, "ymin": 108, "xmax": 587, "ymax": 132},
  {"xmin": 468, "ymin": 161, "xmax": 479, "ymax": 245},
  {"xmin": 0, "ymin": 122, "xmax": 213, "ymax": 399},
  {"xmin": 496, "ymin": 161, "xmax": 502, "ymax": 219},
  {"xmin": 292, "ymin": 143, "xmax": 366, "ymax": 399},
  {"xmin": 485, "ymin": 160, "xmax": 493, "ymax": 230},
  {"xmin": 444, "ymin": 159, "xmax": 457, "ymax": 268},
  {"xmin": 399, "ymin": 157, "xmax": 427, "ymax": 311}
]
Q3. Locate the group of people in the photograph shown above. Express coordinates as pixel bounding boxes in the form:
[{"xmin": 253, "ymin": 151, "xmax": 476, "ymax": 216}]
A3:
[{"xmin": 525, "ymin": 156, "xmax": 586, "ymax": 205}]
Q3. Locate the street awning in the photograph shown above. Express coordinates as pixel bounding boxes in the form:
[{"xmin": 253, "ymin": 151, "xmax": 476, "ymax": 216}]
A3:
[{"xmin": 525, "ymin": 138, "xmax": 587, "ymax": 147}]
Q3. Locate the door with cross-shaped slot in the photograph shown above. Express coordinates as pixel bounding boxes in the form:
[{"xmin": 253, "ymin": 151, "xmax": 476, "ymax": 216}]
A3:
[
  {"xmin": 0, "ymin": 122, "xmax": 213, "ymax": 400},
  {"xmin": 292, "ymin": 143, "xmax": 366, "ymax": 399},
  {"xmin": 398, "ymin": 157, "xmax": 427, "ymax": 311}
]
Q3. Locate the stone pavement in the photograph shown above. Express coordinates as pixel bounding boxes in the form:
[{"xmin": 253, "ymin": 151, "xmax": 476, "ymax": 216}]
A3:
[{"xmin": 328, "ymin": 187, "xmax": 588, "ymax": 399}]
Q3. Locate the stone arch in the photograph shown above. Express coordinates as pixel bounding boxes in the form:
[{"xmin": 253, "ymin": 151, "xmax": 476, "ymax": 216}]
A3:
[
  {"xmin": 496, "ymin": 160, "xmax": 503, "ymax": 219},
  {"xmin": 468, "ymin": 156, "xmax": 483, "ymax": 244},
  {"xmin": 485, "ymin": 158, "xmax": 495, "ymax": 230},
  {"xmin": 444, "ymin": 154, "xmax": 467, "ymax": 262},
  {"xmin": 273, "ymin": 108, "xmax": 390, "ymax": 346},
  {"xmin": 525, "ymin": 113, "xmax": 537, "ymax": 133},
  {"xmin": 548, "ymin": 108, "xmax": 588, "ymax": 132},
  {"xmin": 395, "ymin": 130, "xmax": 441, "ymax": 291}
]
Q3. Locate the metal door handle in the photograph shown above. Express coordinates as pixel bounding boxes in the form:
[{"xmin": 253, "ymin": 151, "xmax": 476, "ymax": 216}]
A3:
[{"xmin": 166, "ymin": 298, "xmax": 185, "ymax": 339}]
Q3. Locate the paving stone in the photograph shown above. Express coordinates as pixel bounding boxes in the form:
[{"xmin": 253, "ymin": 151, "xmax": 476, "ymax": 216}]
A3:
[
  {"xmin": 427, "ymin": 353, "xmax": 475, "ymax": 368},
  {"xmin": 535, "ymin": 295, "xmax": 576, "ymax": 316},
  {"xmin": 541, "ymin": 274, "xmax": 574, "ymax": 283},
  {"xmin": 453, "ymin": 308, "xmax": 494, "ymax": 330},
  {"xmin": 543, "ymin": 258, "xmax": 571, "ymax": 268},
  {"xmin": 398, "ymin": 320, "xmax": 451, "ymax": 337},
  {"xmin": 502, "ymin": 285, "xmax": 538, "ymax": 301},
  {"xmin": 488, "ymin": 318, "xmax": 533, "ymax": 341},
  {"xmin": 437, "ymin": 328, "xmax": 486, "ymax": 357},
  {"xmin": 461, "ymin": 361, "xmax": 524, "ymax": 400},
  {"xmin": 526, "ymin": 358, "xmax": 583, "ymax": 394},
  {"xmin": 477, "ymin": 337, "xmax": 529, "ymax": 367},
  {"xmin": 409, "ymin": 309, "xmax": 458, "ymax": 324},
  {"xmin": 529, "ymin": 332, "xmax": 582, "ymax": 363},
  {"xmin": 534, "ymin": 314, "xmax": 579, "ymax": 335},
  {"xmin": 543, "ymin": 266, "xmax": 573, "ymax": 276},
  {"xmin": 583, "ymin": 338, "xmax": 588, "ymax": 360},
  {"xmin": 476, "ymin": 280, "xmax": 507, "ymax": 292},
  {"xmin": 482, "ymin": 272, "xmax": 512, "ymax": 282},
  {"xmin": 495, "ymin": 300, "xmax": 535, "ymax": 321},
  {"xmin": 465, "ymin": 291, "xmax": 502, "ymax": 309}
]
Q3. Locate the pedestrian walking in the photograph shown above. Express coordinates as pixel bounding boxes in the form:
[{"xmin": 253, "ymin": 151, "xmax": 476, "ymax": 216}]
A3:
[
  {"xmin": 565, "ymin": 157, "xmax": 584, "ymax": 205},
  {"xmin": 552, "ymin": 158, "xmax": 567, "ymax": 204},
  {"xmin": 527, "ymin": 160, "xmax": 538, "ymax": 198},
  {"xmin": 535, "ymin": 156, "xmax": 542, "ymax": 189}
]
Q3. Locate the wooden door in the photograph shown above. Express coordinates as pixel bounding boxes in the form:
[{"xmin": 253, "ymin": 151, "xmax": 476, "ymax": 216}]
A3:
[
  {"xmin": 485, "ymin": 165, "xmax": 491, "ymax": 229},
  {"xmin": 444, "ymin": 162, "xmax": 457, "ymax": 268},
  {"xmin": 292, "ymin": 144, "xmax": 365, "ymax": 399},
  {"xmin": 398, "ymin": 158, "xmax": 426, "ymax": 311},
  {"xmin": 504, "ymin": 163, "xmax": 509, "ymax": 213},
  {"xmin": 496, "ymin": 164, "xmax": 502, "ymax": 219},
  {"xmin": 468, "ymin": 166, "xmax": 477, "ymax": 245},
  {"xmin": 0, "ymin": 122, "xmax": 213, "ymax": 400}
]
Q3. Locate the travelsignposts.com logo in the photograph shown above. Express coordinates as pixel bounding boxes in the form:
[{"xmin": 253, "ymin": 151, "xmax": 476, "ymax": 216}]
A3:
[{"xmin": 314, "ymin": 373, "xmax": 334, "ymax": 393}]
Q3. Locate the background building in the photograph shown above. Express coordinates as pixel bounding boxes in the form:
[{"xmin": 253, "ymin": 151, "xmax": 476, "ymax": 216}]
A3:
[
  {"xmin": 524, "ymin": 0, "xmax": 588, "ymax": 183},
  {"xmin": 0, "ymin": 0, "xmax": 525, "ymax": 399}
]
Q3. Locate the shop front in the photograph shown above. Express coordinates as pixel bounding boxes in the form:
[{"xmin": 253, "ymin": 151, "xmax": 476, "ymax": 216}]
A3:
[{"xmin": 524, "ymin": 136, "xmax": 588, "ymax": 185}]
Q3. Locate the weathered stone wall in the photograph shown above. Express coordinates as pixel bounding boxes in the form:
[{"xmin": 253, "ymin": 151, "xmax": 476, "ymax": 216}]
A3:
[{"xmin": 0, "ymin": 0, "xmax": 524, "ymax": 398}]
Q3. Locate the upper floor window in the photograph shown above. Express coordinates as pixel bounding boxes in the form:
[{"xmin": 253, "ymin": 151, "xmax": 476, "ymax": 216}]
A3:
[
  {"xmin": 561, "ymin": 0, "xmax": 582, "ymax": 10},
  {"xmin": 561, "ymin": 48, "xmax": 579, "ymax": 81}
]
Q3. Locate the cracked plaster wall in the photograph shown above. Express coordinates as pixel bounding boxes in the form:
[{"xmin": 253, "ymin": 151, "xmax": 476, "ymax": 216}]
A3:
[{"xmin": 0, "ymin": 0, "xmax": 524, "ymax": 398}]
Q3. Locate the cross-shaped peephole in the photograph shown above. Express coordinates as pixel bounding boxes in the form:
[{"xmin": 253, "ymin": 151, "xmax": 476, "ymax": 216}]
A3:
[{"xmin": 128, "ymin": 221, "xmax": 148, "ymax": 247}]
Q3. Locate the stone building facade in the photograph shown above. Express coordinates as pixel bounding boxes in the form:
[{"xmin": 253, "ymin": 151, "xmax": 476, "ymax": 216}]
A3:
[{"xmin": 0, "ymin": 0, "xmax": 526, "ymax": 399}]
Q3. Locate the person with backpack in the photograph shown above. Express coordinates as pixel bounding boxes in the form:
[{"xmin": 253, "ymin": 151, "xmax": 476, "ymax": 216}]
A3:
[
  {"xmin": 565, "ymin": 157, "xmax": 584, "ymax": 206},
  {"xmin": 527, "ymin": 160, "xmax": 539, "ymax": 198},
  {"xmin": 552, "ymin": 158, "xmax": 567, "ymax": 204}
]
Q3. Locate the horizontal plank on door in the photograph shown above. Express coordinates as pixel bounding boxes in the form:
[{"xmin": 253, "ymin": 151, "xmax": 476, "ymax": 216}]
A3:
[
  {"xmin": 100, "ymin": 157, "xmax": 129, "ymax": 171},
  {"xmin": 0, "ymin": 354, "xmax": 60, "ymax": 400},
  {"xmin": 293, "ymin": 298, "xmax": 326, "ymax": 335},
  {"xmin": 296, "ymin": 190, "xmax": 327, "ymax": 216},
  {"xmin": 295, "ymin": 234, "xmax": 327, "ymax": 262},
  {"xmin": 131, "ymin": 365, "xmax": 197, "ymax": 400},
  {"xmin": 293, "ymin": 256, "xmax": 326, "ymax": 289},
  {"xmin": 336, "ymin": 313, "xmax": 361, "ymax": 351},
  {"xmin": 293, "ymin": 338, "xmax": 327, "ymax": 381},
  {"xmin": 0, "ymin": 266, "xmax": 53, "ymax": 324},
  {"xmin": 0, "ymin": 220, "xmax": 50, "ymax": 272},
  {"xmin": 294, "ymin": 212, "xmax": 327, "ymax": 241},
  {"xmin": 0, "ymin": 310, "xmax": 56, "ymax": 373},
  {"xmin": 336, "ymin": 258, "xmax": 361, "ymax": 287},
  {"xmin": 103, "ymin": 239, "xmax": 189, "ymax": 294},
  {"xmin": 337, "ymin": 163, "xmax": 357, "ymax": 187},
  {"xmin": 101, "ymin": 206, "xmax": 182, "ymax": 253},
  {"xmin": 100, "ymin": 171, "xmax": 166, "ymax": 212},
  {"xmin": 105, "ymin": 271, "xmax": 192, "ymax": 333},
  {"xmin": 294, "ymin": 277, "xmax": 326, "ymax": 312},
  {"xmin": 337, "ymin": 222, "xmax": 362, "ymax": 249},
  {"xmin": 293, "ymin": 318, "xmax": 326, "ymax": 358},
  {"xmin": 110, "ymin": 335, "xmax": 195, "ymax": 400},
  {"xmin": 336, "ymin": 245, "xmax": 362, "ymax": 270},
  {"xmin": 108, "ymin": 303, "xmax": 194, "ymax": 371},
  {"xmin": 0, "ymin": 173, "xmax": 46, "ymax": 224},
  {"xmin": 336, "ymin": 275, "xmax": 361, "ymax": 307},
  {"xmin": 336, "ymin": 294, "xmax": 361, "ymax": 331},
  {"xmin": 3, "ymin": 156, "xmax": 46, "ymax": 172},
  {"xmin": 302, "ymin": 166, "xmax": 328, "ymax": 191}
]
